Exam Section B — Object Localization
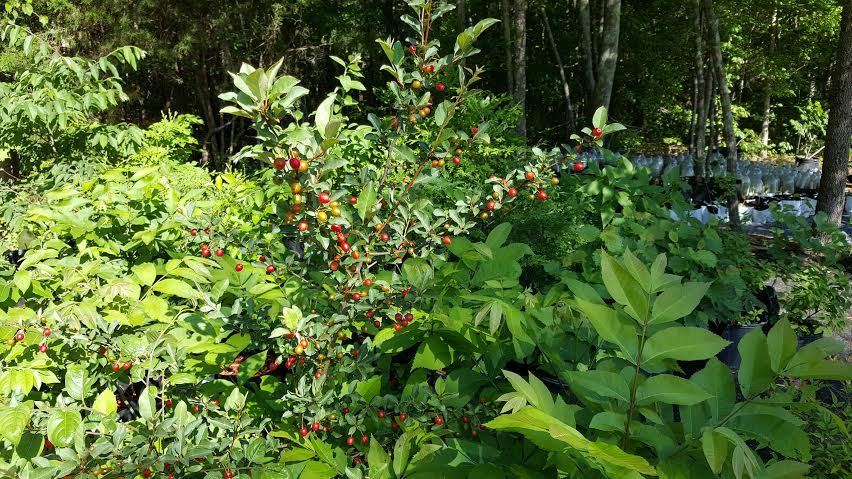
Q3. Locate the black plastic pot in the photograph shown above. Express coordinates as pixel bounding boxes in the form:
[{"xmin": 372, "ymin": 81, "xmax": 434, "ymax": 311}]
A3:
[{"xmin": 718, "ymin": 323, "xmax": 767, "ymax": 369}]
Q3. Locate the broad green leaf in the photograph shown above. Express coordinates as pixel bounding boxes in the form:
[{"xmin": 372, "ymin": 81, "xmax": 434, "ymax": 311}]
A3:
[
  {"xmin": 589, "ymin": 411, "xmax": 627, "ymax": 432},
  {"xmin": 485, "ymin": 223, "xmax": 512, "ymax": 250},
  {"xmin": 622, "ymin": 249, "xmax": 651, "ymax": 291},
  {"xmin": 401, "ymin": 258, "xmax": 433, "ymax": 291},
  {"xmin": 412, "ymin": 336, "xmax": 453, "ymax": 370},
  {"xmin": 636, "ymin": 374, "xmax": 712, "ymax": 406},
  {"xmin": 138, "ymin": 386, "xmax": 158, "ymax": 421},
  {"xmin": 641, "ymin": 327, "xmax": 729, "ymax": 363},
  {"xmin": 356, "ymin": 376, "xmax": 382, "ymax": 402},
  {"xmin": 64, "ymin": 364, "xmax": 88, "ymax": 401},
  {"xmin": 0, "ymin": 403, "xmax": 33, "ymax": 445},
  {"xmin": 588, "ymin": 441, "xmax": 657, "ymax": 475},
  {"xmin": 737, "ymin": 328, "xmax": 774, "ymax": 397},
  {"xmin": 650, "ymin": 282, "xmax": 710, "ymax": 324},
  {"xmin": 152, "ymin": 278, "xmax": 199, "ymax": 299},
  {"xmin": 356, "ymin": 182, "xmax": 377, "ymax": 221},
  {"xmin": 574, "ymin": 298, "xmax": 638, "ymax": 362},
  {"xmin": 566, "ymin": 370, "xmax": 630, "ymax": 403},
  {"xmin": 701, "ymin": 429, "xmax": 728, "ymax": 474},
  {"xmin": 758, "ymin": 461, "xmax": 809, "ymax": 479},
  {"xmin": 132, "ymin": 262, "xmax": 157, "ymax": 286},
  {"xmin": 46, "ymin": 409, "xmax": 82, "ymax": 447},
  {"xmin": 767, "ymin": 319, "xmax": 797, "ymax": 373},
  {"xmin": 13, "ymin": 270, "xmax": 31, "ymax": 293},
  {"xmin": 92, "ymin": 389, "xmax": 118, "ymax": 416},
  {"xmin": 367, "ymin": 438, "xmax": 392, "ymax": 479},
  {"xmin": 237, "ymin": 352, "xmax": 267, "ymax": 385},
  {"xmin": 691, "ymin": 358, "xmax": 735, "ymax": 419},
  {"xmin": 601, "ymin": 251, "xmax": 648, "ymax": 322}
]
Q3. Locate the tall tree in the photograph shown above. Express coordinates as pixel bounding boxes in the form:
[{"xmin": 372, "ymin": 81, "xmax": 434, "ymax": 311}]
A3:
[
  {"xmin": 541, "ymin": 5, "xmax": 575, "ymax": 133},
  {"xmin": 760, "ymin": 7, "xmax": 778, "ymax": 158},
  {"xmin": 579, "ymin": 0, "xmax": 596, "ymax": 108},
  {"xmin": 591, "ymin": 0, "xmax": 621, "ymax": 112},
  {"xmin": 704, "ymin": 0, "xmax": 740, "ymax": 224},
  {"xmin": 817, "ymin": 0, "xmax": 852, "ymax": 225},
  {"xmin": 512, "ymin": 0, "xmax": 528, "ymax": 137},
  {"xmin": 693, "ymin": 0, "xmax": 708, "ymax": 176},
  {"xmin": 501, "ymin": 0, "xmax": 514, "ymax": 95}
]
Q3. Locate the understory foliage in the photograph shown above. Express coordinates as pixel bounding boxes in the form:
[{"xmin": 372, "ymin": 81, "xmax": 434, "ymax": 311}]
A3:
[{"xmin": 0, "ymin": 2, "xmax": 850, "ymax": 479}]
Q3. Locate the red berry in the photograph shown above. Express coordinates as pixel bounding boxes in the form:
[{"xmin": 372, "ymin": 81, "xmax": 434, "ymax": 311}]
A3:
[
  {"xmin": 452, "ymin": 156, "xmax": 461, "ymax": 165},
  {"xmin": 392, "ymin": 116, "xmax": 399, "ymax": 128},
  {"xmin": 300, "ymin": 427, "xmax": 309, "ymax": 437},
  {"xmin": 38, "ymin": 343, "xmax": 47, "ymax": 353},
  {"xmin": 471, "ymin": 429, "xmax": 478, "ymax": 437},
  {"xmin": 266, "ymin": 265, "xmax": 276, "ymax": 273},
  {"xmin": 361, "ymin": 435, "xmax": 369, "ymax": 444},
  {"xmin": 330, "ymin": 261, "xmax": 340, "ymax": 271},
  {"xmin": 269, "ymin": 362, "xmax": 279, "ymax": 372},
  {"xmin": 235, "ymin": 264, "xmax": 244, "ymax": 272},
  {"xmin": 340, "ymin": 242, "xmax": 351, "ymax": 252},
  {"xmin": 298, "ymin": 222, "xmax": 309, "ymax": 232},
  {"xmin": 331, "ymin": 224, "xmax": 342, "ymax": 232},
  {"xmin": 311, "ymin": 421, "xmax": 321, "ymax": 432},
  {"xmin": 373, "ymin": 320, "xmax": 381, "ymax": 328},
  {"xmin": 112, "ymin": 363, "xmax": 121, "ymax": 371},
  {"xmin": 289, "ymin": 157, "xmax": 302, "ymax": 170},
  {"xmin": 404, "ymin": 313, "xmax": 413, "ymax": 321},
  {"xmin": 436, "ymin": 83, "xmax": 446, "ymax": 91},
  {"xmin": 190, "ymin": 229, "xmax": 198, "ymax": 236},
  {"xmin": 348, "ymin": 196, "xmax": 357, "ymax": 205},
  {"xmin": 122, "ymin": 362, "xmax": 131, "ymax": 370},
  {"xmin": 169, "ymin": 475, "xmax": 175, "ymax": 479},
  {"xmin": 537, "ymin": 190, "xmax": 547, "ymax": 201},
  {"xmin": 259, "ymin": 255, "xmax": 266, "ymax": 262},
  {"xmin": 394, "ymin": 324, "xmax": 402, "ymax": 331},
  {"xmin": 193, "ymin": 405, "xmax": 200, "ymax": 413},
  {"xmin": 342, "ymin": 407, "xmax": 350, "ymax": 414},
  {"xmin": 507, "ymin": 187, "xmax": 517, "ymax": 197},
  {"xmin": 315, "ymin": 371, "xmax": 323, "ymax": 379},
  {"xmin": 377, "ymin": 410, "xmax": 385, "ymax": 419},
  {"xmin": 462, "ymin": 416, "xmax": 469, "ymax": 423},
  {"xmin": 593, "ymin": 127, "xmax": 603, "ymax": 137},
  {"xmin": 485, "ymin": 200, "xmax": 495, "ymax": 211},
  {"xmin": 224, "ymin": 471, "xmax": 234, "ymax": 479},
  {"xmin": 471, "ymin": 127, "xmax": 478, "ymax": 135},
  {"xmin": 202, "ymin": 249, "xmax": 211, "ymax": 257},
  {"xmin": 14, "ymin": 332, "xmax": 24, "ymax": 342},
  {"xmin": 142, "ymin": 469, "xmax": 151, "ymax": 478},
  {"xmin": 204, "ymin": 227, "xmax": 210, "ymax": 235},
  {"xmin": 43, "ymin": 328, "xmax": 51, "ymax": 337},
  {"xmin": 434, "ymin": 416, "xmax": 444, "ymax": 426},
  {"xmin": 442, "ymin": 236, "xmax": 452, "ymax": 246},
  {"xmin": 346, "ymin": 436, "xmax": 355, "ymax": 446},
  {"xmin": 573, "ymin": 162, "xmax": 585, "ymax": 172},
  {"xmin": 274, "ymin": 157, "xmax": 287, "ymax": 170},
  {"xmin": 399, "ymin": 413, "xmax": 407, "ymax": 422},
  {"xmin": 479, "ymin": 424, "xmax": 486, "ymax": 430},
  {"xmin": 380, "ymin": 232, "xmax": 390, "ymax": 242},
  {"xmin": 401, "ymin": 319, "xmax": 409, "ymax": 327},
  {"xmin": 318, "ymin": 192, "xmax": 331, "ymax": 204},
  {"xmin": 216, "ymin": 249, "xmax": 225, "ymax": 257},
  {"xmin": 352, "ymin": 292, "xmax": 361, "ymax": 301},
  {"xmin": 408, "ymin": 44, "xmax": 417, "ymax": 54},
  {"xmin": 165, "ymin": 399, "xmax": 173, "ymax": 407}
]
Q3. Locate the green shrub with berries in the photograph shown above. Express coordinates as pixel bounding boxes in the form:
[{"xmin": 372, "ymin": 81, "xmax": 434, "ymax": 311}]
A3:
[{"xmin": 1, "ymin": 2, "xmax": 850, "ymax": 479}]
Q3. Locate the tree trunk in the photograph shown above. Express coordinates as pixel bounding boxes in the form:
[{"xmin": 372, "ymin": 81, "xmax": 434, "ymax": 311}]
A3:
[
  {"xmin": 760, "ymin": 7, "xmax": 778, "ymax": 159},
  {"xmin": 501, "ymin": 0, "xmax": 514, "ymax": 94},
  {"xmin": 579, "ymin": 0, "xmax": 596, "ymax": 110},
  {"xmin": 512, "ymin": 0, "xmax": 528, "ymax": 137},
  {"xmin": 817, "ymin": 0, "xmax": 852, "ymax": 225},
  {"xmin": 457, "ymin": 0, "xmax": 467, "ymax": 68},
  {"xmin": 704, "ymin": 0, "xmax": 740, "ymax": 223},
  {"xmin": 693, "ymin": 0, "xmax": 707, "ymax": 176},
  {"xmin": 591, "ymin": 0, "xmax": 621, "ymax": 111},
  {"xmin": 541, "ymin": 6, "xmax": 575, "ymax": 133}
]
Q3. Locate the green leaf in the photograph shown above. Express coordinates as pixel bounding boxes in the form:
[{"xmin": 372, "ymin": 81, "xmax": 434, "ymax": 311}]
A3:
[
  {"xmin": 636, "ymin": 374, "xmax": 712, "ymax": 406},
  {"xmin": 245, "ymin": 437, "xmax": 268, "ymax": 464},
  {"xmin": 356, "ymin": 182, "xmax": 377, "ymax": 221},
  {"xmin": 737, "ymin": 328, "xmax": 774, "ymax": 397},
  {"xmin": 566, "ymin": 370, "xmax": 630, "ymax": 403},
  {"xmin": 641, "ymin": 327, "xmax": 729, "ymax": 363},
  {"xmin": 412, "ymin": 336, "xmax": 453, "ymax": 370},
  {"xmin": 401, "ymin": 258, "xmax": 433, "ymax": 291},
  {"xmin": 92, "ymin": 389, "xmax": 118, "ymax": 416},
  {"xmin": 46, "ymin": 409, "xmax": 82, "ymax": 447},
  {"xmin": 138, "ymin": 386, "xmax": 158, "ymax": 421},
  {"xmin": 701, "ymin": 429, "xmax": 729, "ymax": 474},
  {"xmin": 758, "ymin": 461, "xmax": 810, "ymax": 479},
  {"xmin": 356, "ymin": 376, "xmax": 382, "ymax": 402},
  {"xmin": 0, "ymin": 403, "xmax": 33, "ymax": 445},
  {"xmin": 314, "ymin": 94, "xmax": 336, "ymax": 138},
  {"xmin": 237, "ymin": 352, "xmax": 267, "ymax": 385},
  {"xmin": 601, "ymin": 251, "xmax": 648, "ymax": 322},
  {"xmin": 574, "ymin": 298, "xmax": 638, "ymax": 362},
  {"xmin": 152, "ymin": 278, "xmax": 199, "ymax": 299},
  {"xmin": 691, "ymin": 358, "xmax": 735, "ymax": 419},
  {"xmin": 485, "ymin": 223, "xmax": 512, "ymax": 249},
  {"xmin": 13, "ymin": 270, "xmax": 31, "ymax": 293},
  {"xmin": 132, "ymin": 262, "xmax": 157, "ymax": 286},
  {"xmin": 64, "ymin": 364, "xmax": 88, "ymax": 401},
  {"xmin": 767, "ymin": 319, "xmax": 797, "ymax": 373},
  {"xmin": 650, "ymin": 282, "xmax": 710, "ymax": 324},
  {"xmin": 592, "ymin": 107, "xmax": 608, "ymax": 129},
  {"xmin": 367, "ymin": 438, "xmax": 393, "ymax": 479},
  {"xmin": 622, "ymin": 249, "xmax": 651, "ymax": 291}
]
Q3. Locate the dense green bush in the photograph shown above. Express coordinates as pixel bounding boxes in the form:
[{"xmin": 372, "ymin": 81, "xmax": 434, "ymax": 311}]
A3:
[{"xmin": 0, "ymin": 2, "xmax": 850, "ymax": 479}]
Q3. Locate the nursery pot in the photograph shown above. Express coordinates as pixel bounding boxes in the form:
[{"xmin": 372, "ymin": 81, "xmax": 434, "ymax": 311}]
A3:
[{"xmin": 718, "ymin": 323, "xmax": 767, "ymax": 369}]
